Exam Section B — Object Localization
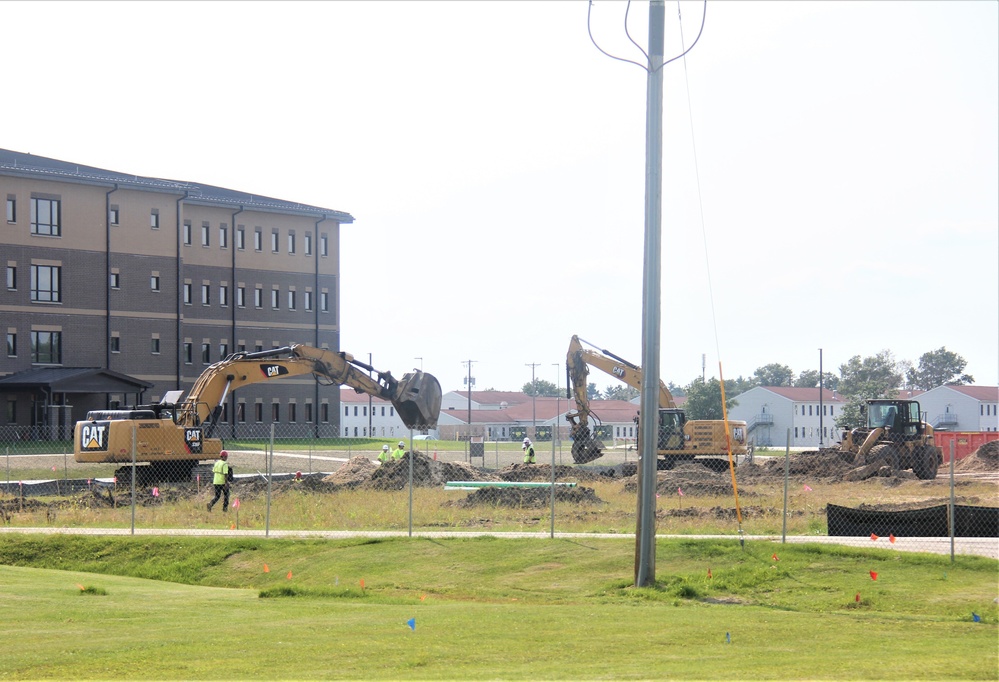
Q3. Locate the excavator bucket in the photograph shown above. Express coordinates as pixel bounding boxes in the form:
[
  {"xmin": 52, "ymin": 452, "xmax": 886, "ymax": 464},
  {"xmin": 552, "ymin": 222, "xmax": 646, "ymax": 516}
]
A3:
[
  {"xmin": 571, "ymin": 426, "xmax": 605, "ymax": 464},
  {"xmin": 392, "ymin": 371, "xmax": 443, "ymax": 429}
]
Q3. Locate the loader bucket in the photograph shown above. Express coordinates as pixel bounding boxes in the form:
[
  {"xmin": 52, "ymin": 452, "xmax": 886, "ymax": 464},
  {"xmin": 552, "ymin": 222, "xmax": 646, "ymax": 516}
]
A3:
[
  {"xmin": 570, "ymin": 425, "xmax": 605, "ymax": 464},
  {"xmin": 392, "ymin": 371, "xmax": 443, "ymax": 429}
]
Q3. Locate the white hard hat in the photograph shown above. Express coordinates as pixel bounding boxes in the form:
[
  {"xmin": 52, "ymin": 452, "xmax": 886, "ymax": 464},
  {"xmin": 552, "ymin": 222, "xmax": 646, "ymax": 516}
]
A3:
[
  {"xmin": 398, "ymin": 441, "xmax": 405, "ymax": 447},
  {"xmin": 523, "ymin": 437, "xmax": 531, "ymax": 445},
  {"xmin": 382, "ymin": 445, "xmax": 389, "ymax": 451}
]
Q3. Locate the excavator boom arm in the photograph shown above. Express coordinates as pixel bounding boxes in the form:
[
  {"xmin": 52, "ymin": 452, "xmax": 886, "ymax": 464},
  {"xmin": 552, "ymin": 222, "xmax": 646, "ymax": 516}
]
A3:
[{"xmin": 178, "ymin": 344, "xmax": 441, "ymax": 429}]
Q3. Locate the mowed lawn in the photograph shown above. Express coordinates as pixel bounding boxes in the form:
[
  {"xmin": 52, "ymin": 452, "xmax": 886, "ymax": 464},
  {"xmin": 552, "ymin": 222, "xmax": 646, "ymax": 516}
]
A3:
[{"xmin": 0, "ymin": 535, "xmax": 995, "ymax": 680}]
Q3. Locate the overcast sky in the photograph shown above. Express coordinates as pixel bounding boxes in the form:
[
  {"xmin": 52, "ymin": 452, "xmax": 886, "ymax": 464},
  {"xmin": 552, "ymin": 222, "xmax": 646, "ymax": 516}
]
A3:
[{"xmin": 4, "ymin": 1, "xmax": 997, "ymax": 394}]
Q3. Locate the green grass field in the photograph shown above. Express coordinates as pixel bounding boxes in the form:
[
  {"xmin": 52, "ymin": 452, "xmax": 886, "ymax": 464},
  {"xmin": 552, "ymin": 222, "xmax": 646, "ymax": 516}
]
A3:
[{"xmin": 0, "ymin": 534, "xmax": 995, "ymax": 680}]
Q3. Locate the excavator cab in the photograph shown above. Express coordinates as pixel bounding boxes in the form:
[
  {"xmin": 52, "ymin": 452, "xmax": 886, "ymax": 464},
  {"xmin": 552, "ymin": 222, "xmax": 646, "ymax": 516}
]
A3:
[{"xmin": 391, "ymin": 371, "xmax": 443, "ymax": 429}]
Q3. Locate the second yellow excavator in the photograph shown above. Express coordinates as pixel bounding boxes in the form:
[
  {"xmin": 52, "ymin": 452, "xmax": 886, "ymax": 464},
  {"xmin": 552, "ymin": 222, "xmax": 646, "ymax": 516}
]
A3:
[{"xmin": 565, "ymin": 335, "xmax": 748, "ymax": 468}]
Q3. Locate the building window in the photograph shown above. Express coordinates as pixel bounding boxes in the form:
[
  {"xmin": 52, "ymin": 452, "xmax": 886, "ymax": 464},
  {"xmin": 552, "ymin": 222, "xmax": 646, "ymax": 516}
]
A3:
[
  {"xmin": 237, "ymin": 342, "xmax": 246, "ymax": 353},
  {"xmin": 30, "ymin": 264, "xmax": 61, "ymax": 303},
  {"xmin": 110, "ymin": 272, "xmax": 120, "ymax": 289},
  {"xmin": 150, "ymin": 209, "xmax": 159, "ymax": 229},
  {"xmin": 219, "ymin": 285, "xmax": 228, "ymax": 307},
  {"xmin": 254, "ymin": 287, "xmax": 262, "ymax": 308},
  {"xmin": 320, "ymin": 233, "xmax": 328, "ymax": 257},
  {"xmin": 272, "ymin": 403, "xmax": 280, "ymax": 422},
  {"xmin": 202, "ymin": 343, "xmax": 211, "ymax": 364},
  {"xmin": 237, "ymin": 402, "xmax": 246, "ymax": 424},
  {"xmin": 236, "ymin": 226, "xmax": 245, "ymax": 250},
  {"xmin": 344, "ymin": 405, "xmax": 349, "ymax": 417},
  {"xmin": 201, "ymin": 284, "xmax": 210, "ymax": 305},
  {"xmin": 30, "ymin": 330, "xmax": 62, "ymax": 364},
  {"xmin": 237, "ymin": 286, "xmax": 245, "ymax": 307},
  {"xmin": 183, "ymin": 342, "xmax": 193, "ymax": 364},
  {"xmin": 254, "ymin": 343, "xmax": 263, "ymax": 352},
  {"xmin": 183, "ymin": 283, "xmax": 193, "ymax": 305},
  {"xmin": 254, "ymin": 403, "xmax": 263, "ymax": 423},
  {"xmin": 287, "ymin": 403, "xmax": 297, "ymax": 423},
  {"xmin": 304, "ymin": 290, "xmax": 312, "ymax": 311},
  {"xmin": 6, "ymin": 399, "xmax": 14, "ymax": 423},
  {"xmin": 6, "ymin": 265, "xmax": 15, "ymax": 290},
  {"xmin": 321, "ymin": 403, "xmax": 329, "ymax": 423},
  {"xmin": 271, "ymin": 289, "xmax": 279, "ymax": 309},
  {"xmin": 183, "ymin": 221, "xmax": 192, "ymax": 245},
  {"xmin": 219, "ymin": 342, "xmax": 228, "ymax": 359},
  {"xmin": 201, "ymin": 222, "xmax": 210, "ymax": 247},
  {"xmin": 110, "ymin": 336, "xmax": 120, "ymax": 353},
  {"xmin": 219, "ymin": 224, "xmax": 228, "ymax": 249},
  {"xmin": 109, "ymin": 206, "xmax": 119, "ymax": 225},
  {"xmin": 271, "ymin": 229, "xmax": 279, "ymax": 253},
  {"xmin": 6, "ymin": 332, "xmax": 16, "ymax": 357},
  {"xmin": 287, "ymin": 232, "xmax": 296, "ymax": 254},
  {"xmin": 151, "ymin": 337, "xmax": 160, "ymax": 354},
  {"xmin": 6, "ymin": 195, "xmax": 15, "ymax": 223},
  {"xmin": 254, "ymin": 228, "xmax": 262, "ymax": 251},
  {"xmin": 320, "ymin": 292, "xmax": 329, "ymax": 312},
  {"xmin": 150, "ymin": 274, "xmax": 160, "ymax": 291},
  {"xmin": 305, "ymin": 403, "xmax": 313, "ymax": 423},
  {"xmin": 30, "ymin": 197, "xmax": 61, "ymax": 236},
  {"xmin": 287, "ymin": 290, "xmax": 296, "ymax": 310},
  {"xmin": 304, "ymin": 233, "xmax": 312, "ymax": 255}
]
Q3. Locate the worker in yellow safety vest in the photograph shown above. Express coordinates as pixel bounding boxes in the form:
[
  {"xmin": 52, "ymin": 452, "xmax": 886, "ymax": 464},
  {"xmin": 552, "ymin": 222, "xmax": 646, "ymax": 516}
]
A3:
[
  {"xmin": 207, "ymin": 451, "xmax": 231, "ymax": 512},
  {"xmin": 522, "ymin": 437, "xmax": 536, "ymax": 464},
  {"xmin": 378, "ymin": 444, "xmax": 391, "ymax": 463},
  {"xmin": 392, "ymin": 441, "xmax": 406, "ymax": 460}
]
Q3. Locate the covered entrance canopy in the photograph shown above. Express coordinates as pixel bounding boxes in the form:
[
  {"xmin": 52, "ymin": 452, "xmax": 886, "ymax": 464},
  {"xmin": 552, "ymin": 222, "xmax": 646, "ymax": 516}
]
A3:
[{"xmin": 0, "ymin": 367, "xmax": 153, "ymax": 439}]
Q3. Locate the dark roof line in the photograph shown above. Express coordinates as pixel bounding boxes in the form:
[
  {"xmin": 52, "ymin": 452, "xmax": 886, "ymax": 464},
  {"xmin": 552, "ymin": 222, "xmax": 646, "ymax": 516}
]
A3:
[{"xmin": 0, "ymin": 148, "xmax": 353, "ymax": 223}]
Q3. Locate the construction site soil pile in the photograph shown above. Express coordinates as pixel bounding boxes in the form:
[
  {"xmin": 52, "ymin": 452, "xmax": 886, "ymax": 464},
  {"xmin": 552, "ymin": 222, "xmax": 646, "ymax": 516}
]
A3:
[
  {"xmin": 620, "ymin": 463, "xmax": 754, "ymax": 498},
  {"xmin": 956, "ymin": 440, "xmax": 999, "ymax": 473},
  {"xmin": 448, "ymin": 485, "xmax": 603, "ymax": 509}
]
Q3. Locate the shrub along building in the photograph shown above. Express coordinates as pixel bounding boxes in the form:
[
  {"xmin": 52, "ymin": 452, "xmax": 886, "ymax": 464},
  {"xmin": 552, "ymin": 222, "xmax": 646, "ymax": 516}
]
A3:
[{"xmin": 0, "ymin": 148, "xmax": 352, "ymax": 440}]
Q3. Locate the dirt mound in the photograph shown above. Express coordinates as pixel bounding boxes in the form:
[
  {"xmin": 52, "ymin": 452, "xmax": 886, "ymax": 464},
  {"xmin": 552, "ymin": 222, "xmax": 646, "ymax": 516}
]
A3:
[
  {"xmin": 620, "ymin": 463, "xmax": 751, "ymax": 498},
  {"xmin": 322, "ymin": 456, "xmax": 378, "ymax": 488},
  {"xmin": 737, "ymin": 450, "xmax": 855, "ymax": 481},
  {"xmin": 448, "ymin": 485, "xmax": 603, "ymax": 508},
  {"xmin": 365, "ymin": 451, "xmax": 487, "ymax": 490},
  {"xmin": 495, "ymin": 463, "xmax": 604, "ymax": 483},
  {"xmin": 955, "ymin": 440, "xmax": 999, "ymax": 472}
]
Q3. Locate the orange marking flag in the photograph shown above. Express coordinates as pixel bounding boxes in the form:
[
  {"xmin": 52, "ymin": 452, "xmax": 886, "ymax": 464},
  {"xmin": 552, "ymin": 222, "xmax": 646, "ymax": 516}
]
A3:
[
  {"xmin": 870, "ymin": 534, "xmax": 879, "ymax": 541},
  {"xmin": 869, "ymin": 570, "xmax": 878, "ymax": 581},
  {"xmin": 263, "ymin": 564, "xmax": 270, "ymax": 573}
]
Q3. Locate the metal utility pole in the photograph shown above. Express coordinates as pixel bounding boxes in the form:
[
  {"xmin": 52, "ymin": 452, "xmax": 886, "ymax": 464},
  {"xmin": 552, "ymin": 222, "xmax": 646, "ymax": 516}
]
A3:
[
  {"xmin": 552, "ymin": 363, "xmax": 561, "ymax": 447},
  {"xmin": 636, "ymin": 0, "xmax": 665, "ymax": 588},
  {"xmin": 463, "ymin": 360, "xmax": 476, "ymax": 440},
  {"xmin": 368, "ymin": 353, "xmax": 373, "ymax": 437},
  {"xmin": 526, "ymin": 362, "xmax": 540, "ymax": 435},
  {"xmin": 818, "ymin": 348, "xmax": 824, "ymax": 447}
]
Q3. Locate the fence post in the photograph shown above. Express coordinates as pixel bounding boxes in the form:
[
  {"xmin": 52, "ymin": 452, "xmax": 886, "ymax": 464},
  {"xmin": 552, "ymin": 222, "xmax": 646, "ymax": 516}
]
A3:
[
  {"xmin": 130, "ymin": 423, "xmax": 137, "ymax": 535},
  {"xmin": 408, "ymin": 430, "xmax": 414, "ymax": 537},
  {"xmin": 782, "ymin": 429, "xmax": 790, "ymax": 544},
  {"xmin": 266, "ymin": 424, "xmax": 274, "ymax": 537},
  {"xmin": 949, "ymin": 439, "xmax": 955, "ymax": 562},
  {"xmin": 550, "ymin": 432, "xmax": 556, "ymax": 538}
]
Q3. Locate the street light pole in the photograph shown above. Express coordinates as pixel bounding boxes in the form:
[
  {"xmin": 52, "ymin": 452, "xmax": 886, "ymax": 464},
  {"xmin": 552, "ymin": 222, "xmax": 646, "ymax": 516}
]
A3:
[
  {"xmin": 463, "ymin": 360, "xmax": 476, "ymax": 441},
  {"xmin": 526, "ymin": 362, "xmax": 540, "ymax": 437},
  {"xmin": 552, "ymin": 362, "xmax": 561, "ymax": 447}
]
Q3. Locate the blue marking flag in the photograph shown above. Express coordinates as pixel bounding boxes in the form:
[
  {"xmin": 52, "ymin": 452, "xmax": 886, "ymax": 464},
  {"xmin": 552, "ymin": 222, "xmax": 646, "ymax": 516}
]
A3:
[
  {"xmin": 972, "ymin": 613, "xmax": 981, "ymax": 623},
  {"xmin": 407, "ymin": 618, "xmax": 416, "ymax": 631},
  {"xmin": 725, "ymin": 632, "xmax": 730, "ymax": 644}
]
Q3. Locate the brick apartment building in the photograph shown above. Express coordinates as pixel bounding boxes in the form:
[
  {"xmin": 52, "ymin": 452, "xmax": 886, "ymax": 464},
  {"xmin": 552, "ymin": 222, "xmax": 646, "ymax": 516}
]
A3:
[{"xmin": 0, "ymin": 148, "xmax": 352, "ymax": 438}]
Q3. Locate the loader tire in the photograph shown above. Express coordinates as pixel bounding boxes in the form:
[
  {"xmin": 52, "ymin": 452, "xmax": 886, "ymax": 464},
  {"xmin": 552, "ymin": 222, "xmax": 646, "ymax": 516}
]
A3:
[
  {"xmin": 911, "ymin": 445, "xmax": 940, "ymax": 480},
  {"xmin": 866, "ymin": 444, "xmax": 901, "ymax": 473}
]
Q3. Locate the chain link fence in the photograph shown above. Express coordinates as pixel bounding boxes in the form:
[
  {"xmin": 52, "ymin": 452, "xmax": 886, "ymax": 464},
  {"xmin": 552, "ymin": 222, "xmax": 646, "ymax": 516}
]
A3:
[{"xmin": 0, "ymin": 422, "xmax": 996, "ymax": 558}]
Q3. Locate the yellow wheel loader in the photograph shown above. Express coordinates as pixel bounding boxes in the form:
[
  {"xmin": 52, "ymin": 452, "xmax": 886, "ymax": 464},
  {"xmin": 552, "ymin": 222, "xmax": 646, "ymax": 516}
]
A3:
[
  {"xmin": 837, "ymin": 399, "xmax": 941, "ymax": 480},
  {"xmin": 74, "ymin": 344, "xmax": 442, "ymax": 483}
]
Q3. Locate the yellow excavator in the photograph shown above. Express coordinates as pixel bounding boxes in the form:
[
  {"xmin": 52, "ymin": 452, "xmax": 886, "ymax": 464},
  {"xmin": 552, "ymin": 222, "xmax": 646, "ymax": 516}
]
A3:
[
  {"xmin": 74, "ymin": 344, "xmax": 442, "ymax": 482},
  {"xmin": 565, "ymin": 335, "xmax": 748, "ymax": 469}
]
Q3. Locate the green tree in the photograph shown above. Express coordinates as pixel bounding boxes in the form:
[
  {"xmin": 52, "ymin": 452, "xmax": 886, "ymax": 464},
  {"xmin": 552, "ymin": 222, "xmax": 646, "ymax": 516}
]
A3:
[
  {"xmin": 752, "ymin": 363, "xmax": 794, "ymax": 387},
  {"xmin": 794, "ymin": 369, "xmax": 840, "ymax": 390},
  {"xmin": 905, "ymin": 347, "xmax": 974, "ymax": 389},
  {"xmin": 522, "ymin": 379, "xmax": 560, "ymax": 397},
  {"xmin": 603, "ymin": 385, "xmax": 640, "ymax": 401},
  {"xmin": 835, "ymin": 350, "xmax": 903, "ymax": 429},
  {"xmin": 682, "ymin": 378, "xmax": 739, "ymax": 420},
  {"xmin": 666, "ymin": 381, "xmax": 685, "ymax": 398},
  {"xmin": 725, "ymin": 375, "xmax": 755, "ymax": 397}
]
